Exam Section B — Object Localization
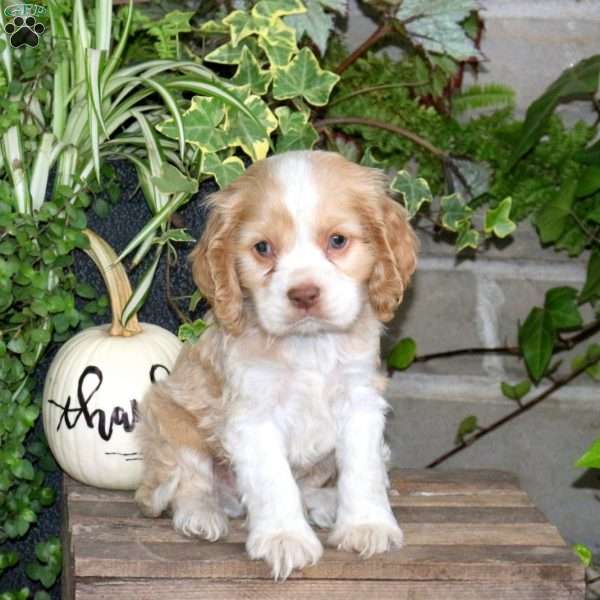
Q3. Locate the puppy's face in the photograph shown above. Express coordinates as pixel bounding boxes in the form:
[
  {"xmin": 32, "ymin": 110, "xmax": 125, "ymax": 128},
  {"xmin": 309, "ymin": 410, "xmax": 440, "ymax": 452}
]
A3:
[{"xmin": 191, "ymin": 151, "xmax": 418, "ymax": 337}]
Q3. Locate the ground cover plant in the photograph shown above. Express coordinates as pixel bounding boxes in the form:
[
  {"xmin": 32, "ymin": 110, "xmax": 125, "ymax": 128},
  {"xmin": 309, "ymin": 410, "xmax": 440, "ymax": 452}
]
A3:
[{"xmin": 2, "ymin": 0, "xmax": 600, "ymax": 595}]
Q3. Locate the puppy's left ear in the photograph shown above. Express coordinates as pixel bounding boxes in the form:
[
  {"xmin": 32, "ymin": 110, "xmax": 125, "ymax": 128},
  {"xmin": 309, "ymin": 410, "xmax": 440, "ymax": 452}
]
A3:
[{"xmin": 368, "ymin": 193, "xmax": 418, "ymax": 323}]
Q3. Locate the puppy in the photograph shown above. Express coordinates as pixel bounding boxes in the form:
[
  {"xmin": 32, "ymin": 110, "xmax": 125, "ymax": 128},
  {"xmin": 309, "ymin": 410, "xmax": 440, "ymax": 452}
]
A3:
[{"xmin": 135, "ymin": 150, "xmax": 418, "ymax": 580}]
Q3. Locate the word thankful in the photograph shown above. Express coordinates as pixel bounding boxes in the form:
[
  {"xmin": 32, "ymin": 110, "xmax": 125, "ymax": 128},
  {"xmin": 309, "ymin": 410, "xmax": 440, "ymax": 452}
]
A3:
[{"xmin": 47, "ymin": 364, "xmax": 169, "ymax": 442}]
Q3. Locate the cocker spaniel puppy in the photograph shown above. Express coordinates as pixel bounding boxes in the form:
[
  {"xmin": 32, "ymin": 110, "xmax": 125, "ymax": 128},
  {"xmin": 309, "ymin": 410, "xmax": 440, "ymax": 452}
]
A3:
[{"xmin": 135, "ymin": 150, "xmax": 418, "ymax": 580}]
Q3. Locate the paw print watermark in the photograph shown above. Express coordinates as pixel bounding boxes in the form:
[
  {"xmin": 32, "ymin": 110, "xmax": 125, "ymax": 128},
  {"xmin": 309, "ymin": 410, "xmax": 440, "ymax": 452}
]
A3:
[{"xmin": 3, "ymin": 4, "xmax": 46, "ymax": 48}]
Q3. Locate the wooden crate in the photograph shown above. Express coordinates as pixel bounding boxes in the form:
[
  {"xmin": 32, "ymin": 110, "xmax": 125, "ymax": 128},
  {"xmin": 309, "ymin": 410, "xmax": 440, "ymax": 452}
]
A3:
[{"xmin": 62, "ymin": 469, "xmax": 585, "ymax": 599}]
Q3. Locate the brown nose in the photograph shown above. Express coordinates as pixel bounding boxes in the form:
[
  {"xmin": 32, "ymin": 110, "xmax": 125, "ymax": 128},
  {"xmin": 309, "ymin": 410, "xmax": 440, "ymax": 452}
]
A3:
[{"xmin": 287, "ymin": 284, "xmax": 320, "ymax": 310}]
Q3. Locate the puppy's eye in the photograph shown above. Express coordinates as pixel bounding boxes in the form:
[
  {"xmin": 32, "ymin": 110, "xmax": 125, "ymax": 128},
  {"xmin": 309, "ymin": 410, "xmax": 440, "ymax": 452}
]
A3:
[
  {"xmin": 254, "ymin": 240, "xmax": 273, "ymax": 257},
  {"xmin": 328, "ymin": 234, "xmax": 348, "ymax": 250}
]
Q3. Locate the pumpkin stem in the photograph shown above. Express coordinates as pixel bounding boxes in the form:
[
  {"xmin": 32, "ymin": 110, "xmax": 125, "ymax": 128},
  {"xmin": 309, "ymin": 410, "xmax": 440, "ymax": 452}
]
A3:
[{"xmin": 82, "ymin": 229, "xmax": 143, "ymax": 337}]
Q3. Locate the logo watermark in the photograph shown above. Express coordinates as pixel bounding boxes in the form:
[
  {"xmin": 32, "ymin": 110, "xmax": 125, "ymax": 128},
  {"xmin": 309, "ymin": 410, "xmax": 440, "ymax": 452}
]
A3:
[{"xmin": 3, "ymin": 4, "xmax": 46, "ymax": 48}]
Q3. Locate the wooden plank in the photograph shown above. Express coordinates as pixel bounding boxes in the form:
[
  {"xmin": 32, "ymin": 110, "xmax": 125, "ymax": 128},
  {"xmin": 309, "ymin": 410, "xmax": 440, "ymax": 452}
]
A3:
[
  {"xmin": 75, "ymin": 578, "xmax": 585, "ymax": 600},
  {"xmin": 69, "ymin": 498, "xmax": 544, "ymax": 524},
  {"xmin": 61, "ymin": 478, "xmax": 74, "ymax": 600},
  {"xmin": 72, "ymin": 539, "xmax": 582, "ymax": 581},
  {"xmin": 64, "ymin": 468, "xmax": 523, "ymax": 503}
]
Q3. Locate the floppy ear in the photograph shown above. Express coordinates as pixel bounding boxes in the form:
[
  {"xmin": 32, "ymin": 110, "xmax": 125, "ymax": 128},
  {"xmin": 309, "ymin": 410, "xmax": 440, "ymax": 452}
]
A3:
[
  {"xmin": 367, "ymin": 194, "xmax": 418, "ymax": 322},
  {"xmin": 189, "ymin": 192, "xmax": 244, "ymax": 334}
]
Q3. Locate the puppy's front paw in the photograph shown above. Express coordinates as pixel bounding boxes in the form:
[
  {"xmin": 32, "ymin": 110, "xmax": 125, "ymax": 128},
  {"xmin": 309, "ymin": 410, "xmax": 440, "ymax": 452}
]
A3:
[
  {"xmin": 173, "ymin": 498, "xmax": 229, "ymax": 542},
  {"xmin": 328, "ymin": 521, "xmax": 404, "ymax": 558},
  {"xmin": 247, "ymin": 524, "xmax": 323, "ymax": 580}
]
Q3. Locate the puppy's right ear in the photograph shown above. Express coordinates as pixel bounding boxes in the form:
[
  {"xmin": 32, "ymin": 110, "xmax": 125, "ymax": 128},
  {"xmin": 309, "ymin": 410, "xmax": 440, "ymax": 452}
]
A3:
[{"xmin": 189, "ymin": 192, "xmax": 244, "ymax": 334}]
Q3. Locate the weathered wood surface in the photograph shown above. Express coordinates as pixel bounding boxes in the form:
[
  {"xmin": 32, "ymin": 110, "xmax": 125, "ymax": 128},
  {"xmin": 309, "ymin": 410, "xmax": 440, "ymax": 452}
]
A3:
[{"xmin": 62, "ymin": 469, "xmax": 585, "ymax": 600}]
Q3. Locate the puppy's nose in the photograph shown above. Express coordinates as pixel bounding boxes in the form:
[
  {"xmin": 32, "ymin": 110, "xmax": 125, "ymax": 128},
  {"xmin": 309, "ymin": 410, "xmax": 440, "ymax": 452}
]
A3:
[{"xmin": 287, "ymin": 284, "xmax": 320, "ymax": 310}]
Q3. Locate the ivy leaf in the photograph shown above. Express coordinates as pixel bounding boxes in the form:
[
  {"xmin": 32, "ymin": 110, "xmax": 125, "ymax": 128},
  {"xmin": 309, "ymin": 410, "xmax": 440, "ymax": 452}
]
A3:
[
  {"xmin": 361, "ymin": 146, "xmax": 386, "ymax": 169},
  {"xmin": 257, "ymin": 20, "xmax": 298, "ymax": 66},
  {"xmin": 575, "ymin": 438, "xmax": 600, "ymax": 470},
  {"xmin": 231, "ymin": 47, "xmax": 272, "ymax": 95},
  {"xmin": 544, "ymin": 286, "xmax": 583, "ymax": 331},
  {"xmin": 455, "ymin": 415, "xmax": 478, "ymax": 445},
  {"xmin": 509, "ymin": 55, "xmax": 600, "ymax": 168},
  {"xmin": 580, "ymin": 251, "xmax": 600, "ymax": 304},
  {"xmin": 448, "ymin": 158, "xmax": 491, "ymax": 200},
  {"xmin": 440, "ymin": 193, "xmax": 472, "ymax": 232},
  {"xmin": 252, "ymin": 0, "xmax": 306, "ymax": 19},
  {"xmin": 158, "ymin": 96, "xmax": 227, "ymax": 154},
  {"xmin": 151, "ymin": 164, "xmax": 198, "ymax": 195},
  {"xmin": 573, "ymin": 544, "xmax": 592, "ymax": 567},
  {"xmin": 387, "ymin": 337, "xmax": 417, "ymax": 370},
  {"xmin": 501, "ymin": 380, "xmax": 531, "ymax": 402},
  {"xmin": 575, "ymin": 165, "xmax": 600, "ymax": 198},
  {"xmin": 201, "ymin": 153, "xmax": 246, "ymax": 189},
  {"xmin": 205, "ymin": 38, "xmax": 260, "ymax": 65},
  {"xmin": 285, "ymin": 0, "xmax": 334, "ymax": 55},
  {"xmin": 533, "ymin": 179, "xmax": 576, "ymax": 244},
  {"xmin": 484, "ymin": 197, "xmax": 516, "ymax": 239},
  {"xmin": 518, "ymin": 307, "xmax": 554, "ymax": 383},
  {"xmin": 571, "ymin": 344, "xmax": 600, "ymax": 381},
  {"xmin": 396, "ymin": 0, "xmax": 479, "ymax": 61},
  {"xmin": 274, "ymin": 106, "xmax": 319, "ymax": 152},
  {"xmin": 224, "ymin": 93, "xmax": 277, "ymax": 160},
  {"xmin": 455, "ymin": 223, "xmax": 480, "ymax": 252},
  {"xmin": 391, "ymin": 171, "xmax": 433, "ymax": 218},
  {"xmin": 272, "ymin": 47, "xmax": 340, "ymax": 106},
  {"xmin": 178, "ymin": 318, "xmax": 208, "ymax": 343}
]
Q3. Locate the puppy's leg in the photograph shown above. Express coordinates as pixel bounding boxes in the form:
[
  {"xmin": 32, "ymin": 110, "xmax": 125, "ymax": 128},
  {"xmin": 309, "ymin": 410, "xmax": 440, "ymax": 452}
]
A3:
[
  {"xmin": 225, "ymin": 419, "xmax": 322, "ymax": 580},
  {"xmin": 329, "ymin": 388, "xmax": 403, "ymax": 556},
  {"xmin": 135, "ymin": 384, "xmax": 228, "ymax": 541},
  {"xmin": 298, "ymin": 454, "xmax": 338, "ymax": 529}
]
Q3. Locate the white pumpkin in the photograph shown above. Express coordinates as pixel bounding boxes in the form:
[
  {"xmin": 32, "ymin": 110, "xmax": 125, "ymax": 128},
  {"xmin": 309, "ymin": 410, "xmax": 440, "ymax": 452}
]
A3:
[{"xmin": 42, "ymin": 230, "xmax": 182, "ymax": 490}]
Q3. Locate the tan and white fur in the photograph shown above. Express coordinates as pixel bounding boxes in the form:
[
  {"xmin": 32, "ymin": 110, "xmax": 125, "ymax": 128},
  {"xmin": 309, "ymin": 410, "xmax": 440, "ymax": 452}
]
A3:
[{"xmin": 135, "ymin": 150, "xmax": 418, "ymax": 580}]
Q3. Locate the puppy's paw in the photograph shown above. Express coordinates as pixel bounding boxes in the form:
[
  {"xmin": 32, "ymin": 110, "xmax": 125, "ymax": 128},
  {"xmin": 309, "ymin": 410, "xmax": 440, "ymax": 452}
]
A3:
[
  {"xmin": 303, "ymin": 488, "xmax": 337, "ymax": 529},
  {"xmin": 173, "ymin": 498, "xmax": 229, "ymax": 542},
  {"xmin": 247, "ymin": 524, "xmax": 323, "ymax": 580},
  {"xmin": 328, "ymin": 521, "xmax": 404, "ymax": 558}
]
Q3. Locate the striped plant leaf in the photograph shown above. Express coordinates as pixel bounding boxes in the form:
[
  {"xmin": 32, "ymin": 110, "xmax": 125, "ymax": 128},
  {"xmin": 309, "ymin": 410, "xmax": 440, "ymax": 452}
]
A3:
[{"xmin": 121, "ymin": 247, "xmax": 162, "ymax": 327}]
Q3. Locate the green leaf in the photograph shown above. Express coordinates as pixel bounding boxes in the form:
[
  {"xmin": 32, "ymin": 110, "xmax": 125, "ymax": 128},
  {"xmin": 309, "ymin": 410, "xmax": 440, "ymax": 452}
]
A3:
[
  {"xmin": 484, "ymin": 197, "xmax": 516, "ymax": 239},
  {"xmin": 500, "ymin": 380, "xmax": 531, "ymax": 402},
  {"xmin": 509, "ymin": 55, "xmax": 600, "ymax": 168},
  {"xmin": 121, "ymin": 249, "xmax": 162, "ymax": 327},
  {"xmin": 440, "ymin": 193, "xmax": 472, "ymax": 232},
  {"xmin": 154, "ymin": 229, "xmax": 195, "ymax": 245},
  {"xmin": 253, "ymin": 0, "xmax": 306, "ymax": 19},
  {"xmin": 159, "ymin": 96, "xmax": 227, "ymax": 154},
  {"xmin": 201, "ymin": 153, "xmax": 246, "ymax": 189},
  {"xmin": 580, "ymin": 251, "xmax": 600, "ymax": 304},
  {"xmin": 178, "ymin": 319, "xmax": 208, "ymax": 343},
  {"xmin": 449, "ymin": 158, "xmax": 492, "ymax": 200},
  {"xmin": 544, "ymin": 287, "xmax": 583, "ymax": 331},
  {"xmin": 151, "ymin": 164, "xmax": 198, "ymax": 195},
  {"xmin": 396, "ymin": 0, "xmax": 479, "ymax": 61},
  {"xmin": 274, "ymin": 106, "xmax": 319, "ymax": 152},
  {"xmin": 455, "ymin": 415, "xmax": 478, "ymax": 445},
  {"xmin": 224, "ymin": 94, "xmax": 277, "ymax": 160},
  {"xmin": 518, "ymin": 307, "xmax": 554, "ymax": 383},
  {"xmin": 272, "ymin": 47, "xmax": 340, "ymax": 106},
  {"xmin": 231, "ymin": 47, "xmax": 272, "ymax": 95},
  {"xmin": 573, "ymin": 544, "xmax": 592, "ymax": 567},
  {"xmin": 75, "ymin": 282, "xmax": 97, "ymax": 299},
  {"xmin": 257, "ymin": 21, "xmax": 298, "ymax": 66},
  {"xmin": 575, "ymin": 165, "xmax": 600, "ymax": 198},
  {"xmin": 455, "ymin": 223, "xmax": 480, "ymax": 252},
  {"xmin": 533, "ymin": 179, "xmax": 576, "ymax": 244},
  {"xmin": 7, "ymin": 337, "xmax": 26, "ymax": 354},
  {"xmin": 205, "ymin": 38, "xmax": 260, "ymax": 65},
  {"xmin": 387, "ymin": 338, "xmax": 417, "ymax": 370},
  {"xmin": 571, "ymin": 344, "xmax": 600, "ymax": 381},
  {"xmin": 452, "ymin": 83, "xmax": 515, "ymax": 115},
  {"xmin": 285, "ymin": 0, "xmax": 334, "ymax": 55},
  {"xmin": 390, "ymin": 171, "xmax": 433, "ymax": 218},
  {"xmin": 11, "ymin": 459, "xmax": 34, "ymax": 480},
  {"xmin": 575, "ymin": 438, "xmax": 600, "ymax": 469}
]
